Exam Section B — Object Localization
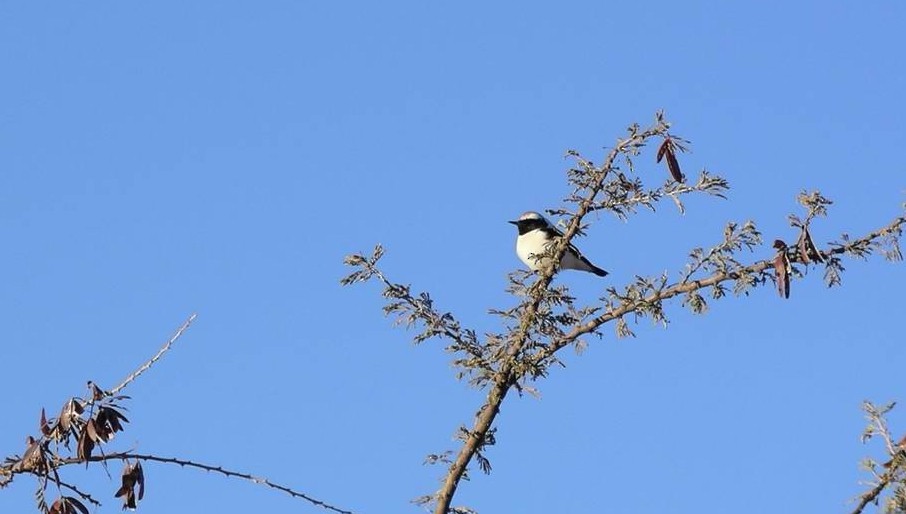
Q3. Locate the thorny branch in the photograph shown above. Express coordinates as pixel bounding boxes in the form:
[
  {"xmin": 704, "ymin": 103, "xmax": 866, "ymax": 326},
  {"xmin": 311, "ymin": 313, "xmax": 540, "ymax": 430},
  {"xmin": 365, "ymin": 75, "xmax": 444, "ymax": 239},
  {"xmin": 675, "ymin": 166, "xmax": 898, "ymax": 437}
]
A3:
[
  {"xmin": 343, "ymin": 112, "xmax": 905, "ymax": 513},
  {"xmin": 69, "ymin": 452, "xmax": 355, "ymax": 514},
  {"xmin": 110, "ymin": 313, "xmax": 197, "ymax": 396},
  {"xmin": 54, "ymin": 480, "xmax": 101, "ymax": 508}
]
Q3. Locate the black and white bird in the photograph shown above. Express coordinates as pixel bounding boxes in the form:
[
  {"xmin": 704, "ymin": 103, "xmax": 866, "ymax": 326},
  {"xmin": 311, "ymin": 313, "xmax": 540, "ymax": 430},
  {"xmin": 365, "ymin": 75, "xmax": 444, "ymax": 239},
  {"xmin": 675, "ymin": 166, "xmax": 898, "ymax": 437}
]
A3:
[{"xmin": 508, "ymin": 211, "xmax": 608, "ymax": 277}]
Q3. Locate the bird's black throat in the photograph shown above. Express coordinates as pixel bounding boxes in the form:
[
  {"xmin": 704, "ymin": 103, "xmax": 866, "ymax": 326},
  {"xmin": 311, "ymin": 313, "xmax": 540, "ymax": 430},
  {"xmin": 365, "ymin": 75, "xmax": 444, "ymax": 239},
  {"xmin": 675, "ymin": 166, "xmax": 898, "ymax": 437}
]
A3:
[{"xmin": 513, "ymin": 218, "xmax": 549, "ymax": 235}]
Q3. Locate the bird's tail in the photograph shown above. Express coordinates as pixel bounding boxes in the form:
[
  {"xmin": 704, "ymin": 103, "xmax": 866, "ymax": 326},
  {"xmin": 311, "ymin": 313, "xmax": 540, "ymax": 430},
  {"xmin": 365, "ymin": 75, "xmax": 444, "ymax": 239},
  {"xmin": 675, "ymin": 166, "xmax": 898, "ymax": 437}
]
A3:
[{"xmin": 590, "ymin": 265, "xmax": 609, "ymax": 277}]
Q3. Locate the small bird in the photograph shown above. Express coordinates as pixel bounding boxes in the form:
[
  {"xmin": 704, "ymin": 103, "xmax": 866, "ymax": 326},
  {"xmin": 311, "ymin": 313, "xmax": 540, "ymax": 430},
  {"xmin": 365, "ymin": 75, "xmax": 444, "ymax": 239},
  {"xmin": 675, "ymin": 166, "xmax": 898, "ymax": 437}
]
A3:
[{"xmin": 508, "ymin": 211, "xmax": 608, "ymax": 277}]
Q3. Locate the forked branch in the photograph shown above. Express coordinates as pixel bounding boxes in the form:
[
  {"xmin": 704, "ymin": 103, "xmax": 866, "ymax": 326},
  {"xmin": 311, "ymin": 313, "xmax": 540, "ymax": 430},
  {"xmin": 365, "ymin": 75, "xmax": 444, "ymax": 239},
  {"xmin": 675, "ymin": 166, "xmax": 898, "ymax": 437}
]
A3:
[{"xmin": 343, "ymin": 112, "xmax": 905, "ymax": 514}]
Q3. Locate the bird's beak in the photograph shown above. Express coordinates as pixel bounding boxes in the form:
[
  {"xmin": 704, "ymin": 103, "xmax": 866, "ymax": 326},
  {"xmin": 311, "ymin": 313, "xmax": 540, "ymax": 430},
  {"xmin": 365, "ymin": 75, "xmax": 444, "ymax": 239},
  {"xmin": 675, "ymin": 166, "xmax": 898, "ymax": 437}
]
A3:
[{"xmin": 508, "ymin": 220, "xmax": 519, "ymax": 225}]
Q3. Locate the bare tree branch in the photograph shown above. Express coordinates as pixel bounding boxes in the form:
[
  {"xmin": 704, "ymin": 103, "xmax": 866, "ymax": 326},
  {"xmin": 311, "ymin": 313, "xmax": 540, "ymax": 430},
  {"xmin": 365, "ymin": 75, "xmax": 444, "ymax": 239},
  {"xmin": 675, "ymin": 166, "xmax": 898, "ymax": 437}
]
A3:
[{"xmin": 55, "ymin": 479, "xmax": 102, "ymax": 508}]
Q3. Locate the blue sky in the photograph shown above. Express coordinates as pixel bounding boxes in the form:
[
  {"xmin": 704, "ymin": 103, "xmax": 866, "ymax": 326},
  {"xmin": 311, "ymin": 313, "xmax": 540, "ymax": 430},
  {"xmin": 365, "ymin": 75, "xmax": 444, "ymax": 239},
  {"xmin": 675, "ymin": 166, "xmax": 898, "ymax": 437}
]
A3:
[{"xmin": 1, "ymin": 2, "xmax": 904, "ymax": 513}]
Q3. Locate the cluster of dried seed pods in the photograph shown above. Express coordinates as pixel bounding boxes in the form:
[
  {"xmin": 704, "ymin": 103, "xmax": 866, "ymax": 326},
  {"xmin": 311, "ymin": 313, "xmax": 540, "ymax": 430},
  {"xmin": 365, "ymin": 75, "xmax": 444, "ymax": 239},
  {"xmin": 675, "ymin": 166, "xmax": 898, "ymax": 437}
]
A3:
[
  {"xmin": 17, "ymin": 381, "xmax": 147, "ymax": 510},
  {"xmin": 656, "ymin": 135, "xmax": 687, "ymax": 183},
  {"xmin": 771, "ymin": 226, "xmax": 826, "ymax": 299}
]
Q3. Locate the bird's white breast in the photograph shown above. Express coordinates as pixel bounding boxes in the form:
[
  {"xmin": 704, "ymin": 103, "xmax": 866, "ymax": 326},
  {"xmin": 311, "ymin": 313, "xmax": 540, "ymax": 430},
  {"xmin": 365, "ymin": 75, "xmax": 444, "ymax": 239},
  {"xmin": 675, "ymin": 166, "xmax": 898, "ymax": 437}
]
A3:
[{"xmin": 516, "ymin": 229, "xmax": 554, "ymax": 271}]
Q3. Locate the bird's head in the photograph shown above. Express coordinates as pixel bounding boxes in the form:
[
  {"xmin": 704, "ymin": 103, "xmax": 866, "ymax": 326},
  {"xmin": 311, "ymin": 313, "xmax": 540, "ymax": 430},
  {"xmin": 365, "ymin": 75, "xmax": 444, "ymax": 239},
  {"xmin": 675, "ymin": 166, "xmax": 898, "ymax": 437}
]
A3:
[{"xmin": 508, "ymin": 211, "xmax": 551, "ymax": 234}]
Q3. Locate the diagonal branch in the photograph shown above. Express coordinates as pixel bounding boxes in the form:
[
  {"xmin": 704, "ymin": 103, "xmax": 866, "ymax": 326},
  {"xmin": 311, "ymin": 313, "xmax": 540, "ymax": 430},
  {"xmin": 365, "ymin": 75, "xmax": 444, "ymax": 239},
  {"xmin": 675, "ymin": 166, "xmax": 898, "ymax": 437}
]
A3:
[{"xmin": 851, "ymin": 474, "xmax": 894, "ymax": 514}]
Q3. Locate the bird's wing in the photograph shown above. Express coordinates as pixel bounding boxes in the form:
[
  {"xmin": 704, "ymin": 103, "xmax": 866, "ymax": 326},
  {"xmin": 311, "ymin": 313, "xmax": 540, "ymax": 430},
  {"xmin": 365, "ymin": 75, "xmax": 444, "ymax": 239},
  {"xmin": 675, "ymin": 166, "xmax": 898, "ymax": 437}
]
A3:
[
  {"xmin": 562, "ymin": 240, "xmax": 609, "ymax": 276},
  {"xmin": 540, "ymin": 225, "xmax": 564, "ymax": 238},
  {"xmin": 560, "ymin": 238, "xmax": 589, "ymax": 263},
  {"xmin": 541, "ymin": 226, "xmax": 588, "ymax": 258}
]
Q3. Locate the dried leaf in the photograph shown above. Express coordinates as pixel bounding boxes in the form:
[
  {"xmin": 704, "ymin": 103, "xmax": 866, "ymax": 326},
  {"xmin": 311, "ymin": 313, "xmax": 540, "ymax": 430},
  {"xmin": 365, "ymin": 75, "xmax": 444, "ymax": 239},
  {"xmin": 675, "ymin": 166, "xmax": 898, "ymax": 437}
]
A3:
[
  {"xmin": 69, "ymin": 497, "xmax": 89, "ymax": 514},
  {"xmin": 57, "ymin": 398, "xmax": 85, "ymax": 439},
  {"xmin": 656, "ymin": 138, "xmax": 669, "ymax": 163},
  {"xmin": 797, "ymin": 226, "xmax": 824, "ymax": 264},
  {"xmin": 656, "ymin": 137, "xmax": 686, "ymax": 182},
  {"xmin": 77, "ymin": 421, "xmax": 95, "ymax": 461},
  {"xmin": 116, "ymin": 460, "xmax": 146, "ymax": 510},
  {"xmin": 476, "ymin": 452, "xmax": 492, "ymax": 475},
  {"xmin": 95, "ymin": 406, "xmax": 129, "ymax": 442},
  {"xmin": 17, "ymin": 436, "xmax": 47, "ymax": 473},
  {"xmin": 666, "ymin": 150, "xmax": 684, "ymax": 183},
  {"xmin": 40, "ymin": 408, "xmax": 52, "ymax": 437},
  {"xmin": 772, "ymin": 240, "xmax": 791, "ymax": 299},
  {"xmin": 87, "ymin": 381, "xmax": 109, "ymax": 401},
  {"xmin": 49, "ymin": 498, "xmax": 66, "ymax": 514},
  {"xmin": 135, "ymin": 461, "xmax": 145, "ymax": 501},
  {"xmin": 87, "ymin": 418, "xmax": 101, "ymax": 442},
  {"xmin": 49, "ymin": 497, "xmax": 90, "ymax": 514}
]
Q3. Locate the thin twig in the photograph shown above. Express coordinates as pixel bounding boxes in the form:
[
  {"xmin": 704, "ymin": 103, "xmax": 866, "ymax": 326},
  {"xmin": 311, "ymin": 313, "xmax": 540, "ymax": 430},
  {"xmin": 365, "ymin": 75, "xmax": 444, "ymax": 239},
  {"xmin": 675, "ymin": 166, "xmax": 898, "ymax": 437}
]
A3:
[
  {"xmin": 110, "ymin": 313, "xmax": 197, "ymax": 396},
  {"xmin": 56, "ymin": 479, "xmax": 102, "ymax": 507},
  {"xmin": 58, "ymin": 452, "xmax": 354, "ymax": 514}
]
